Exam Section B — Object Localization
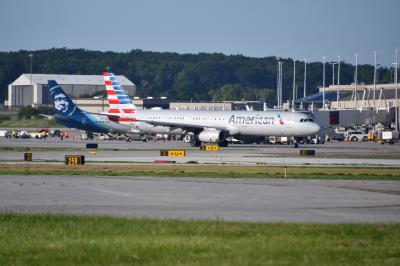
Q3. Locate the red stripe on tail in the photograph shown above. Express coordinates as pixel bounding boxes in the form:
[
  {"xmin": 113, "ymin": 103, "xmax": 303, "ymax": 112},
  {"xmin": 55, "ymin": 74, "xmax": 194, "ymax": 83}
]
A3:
[
  {"xmin": 108, "ymin": 99, "xmax": 119, "ymax": 104},
  {"xmin": 122, "ymin": 109, "xmax": 135, "ymax": 114}
]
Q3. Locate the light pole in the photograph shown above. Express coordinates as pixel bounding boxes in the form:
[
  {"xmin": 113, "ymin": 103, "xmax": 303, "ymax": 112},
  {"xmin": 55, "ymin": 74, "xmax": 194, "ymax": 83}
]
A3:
[
  {"xmin": 394, "ymin": 49, "xmax": 398, "ymax": 131},
  {"xmin": 303, "ymin": 58, "xmax": 307, "ymax": 98},
  {"xmin": 29, "ymin": 53, "xmax": 33, "ymax": 85},
  {"xmin": 292, "ymin": 60, "xmax": 296, "ymax": 111},
  {"xmin": 277, "ymin": 61, "xmax": 283, "ymax": 109},
  {"xmin": 279, "ymin": 62, "xmax": 283, "ymax": 108},
  {"xmin": 330, "ymin": 62, "xmax": 337, "ymax": 86},
  {"xmin": 280, "ymin": 62, "xmax": 283, "ymax": 109},
  {"xmin": 337, "ymin": 56, "xmax": 341, "ymax": 109},
  {"xmin": 276, "ymin": 62, "xmax": 280, "ymax": 108},
  {"xmin": 322, "ymin": 56, "xmax": 326, "ymax": 109},
  {"xmin": 373, "ymin": 52, "xmax": 377, "ymax": 111},
  {"xmin": 330, "ymin": 62, "xmax": 338, "ymax": 109},
  {"xmin": 354, "ymin": 53, "xmax": 358, "ymax": 110}
]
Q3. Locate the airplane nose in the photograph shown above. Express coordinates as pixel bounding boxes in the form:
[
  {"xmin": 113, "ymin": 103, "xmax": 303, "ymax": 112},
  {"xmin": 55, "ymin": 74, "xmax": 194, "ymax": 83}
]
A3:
[{"xmin": 311, "ymin": 123, "xmax": 320, "ymax": 134}]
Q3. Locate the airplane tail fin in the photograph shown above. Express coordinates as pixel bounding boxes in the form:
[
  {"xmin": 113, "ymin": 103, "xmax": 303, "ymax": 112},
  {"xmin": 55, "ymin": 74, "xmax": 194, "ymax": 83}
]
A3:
[
  {"xmin": 48, "ymin": 80, "xmax": 80, "ymax": 116},
  {"xmin": 103, "ymin": 72, "xmax": 136, "ymax": 115}
]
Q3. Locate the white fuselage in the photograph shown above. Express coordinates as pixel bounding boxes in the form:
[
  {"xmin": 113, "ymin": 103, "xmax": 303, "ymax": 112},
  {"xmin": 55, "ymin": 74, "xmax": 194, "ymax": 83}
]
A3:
[{"xmin": 118, "ymin": 109, "xmax": 320, "ymax": 137}]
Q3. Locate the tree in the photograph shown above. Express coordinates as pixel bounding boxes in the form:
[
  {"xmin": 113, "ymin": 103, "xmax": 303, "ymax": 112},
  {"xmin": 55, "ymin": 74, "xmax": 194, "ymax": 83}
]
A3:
[{"xmin": 0, "ymin": 48, "xmax": 394, "ymax": 105}]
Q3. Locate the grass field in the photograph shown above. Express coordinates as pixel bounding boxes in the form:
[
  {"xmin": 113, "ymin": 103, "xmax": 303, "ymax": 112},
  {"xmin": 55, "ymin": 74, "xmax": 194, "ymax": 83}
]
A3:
[
  {"xmin": 1, "ymin": 163, "xmax": 400, "ymax": 180},
  {"xmin": 0, "ymin": 117, "xmax": 61, "ymax": 128},
  {"xmin": 0, "ymin": 213, "xmax": 399, "ymax": 265}
]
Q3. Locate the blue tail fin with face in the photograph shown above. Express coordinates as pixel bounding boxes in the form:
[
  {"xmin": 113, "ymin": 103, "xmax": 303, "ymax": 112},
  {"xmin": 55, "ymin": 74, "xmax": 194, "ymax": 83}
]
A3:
[{"xmin": 48, "ymin": 80, "xmax": 79, "ymax": 116}]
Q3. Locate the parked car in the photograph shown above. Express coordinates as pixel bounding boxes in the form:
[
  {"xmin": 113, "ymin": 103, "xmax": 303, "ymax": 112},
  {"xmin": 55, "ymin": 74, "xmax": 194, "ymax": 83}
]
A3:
[
  {"xmin": 331, "ymin": 132, "xmax": 345, "ymax": 141},
  {"xmin": 125, "ymin": 134, "xmax": 151, "ymax": 142},
  {"xmin": 18, "ymin": 130, "xmax": 31, "ymax": 139},
  {"xmin": 346, "ymin": 130, "xmax": 368, "ymax": 142},
  {"xmin": 30, "ymin": 131, "xmax": 47, "ymax": 139},
  {"xmin": 49, "ymin": 129, "xmax": 62, "ymax": 137},
  {"xmin": 39, "ymin": 128, "xmax": 49, "ymax": 134}
]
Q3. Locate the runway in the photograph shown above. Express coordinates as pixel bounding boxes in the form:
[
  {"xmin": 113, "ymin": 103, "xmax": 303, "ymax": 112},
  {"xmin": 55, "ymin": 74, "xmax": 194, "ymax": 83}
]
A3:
[{"xmin": 1, "ymin": 175, "xmax": 399, "ymax": 223}]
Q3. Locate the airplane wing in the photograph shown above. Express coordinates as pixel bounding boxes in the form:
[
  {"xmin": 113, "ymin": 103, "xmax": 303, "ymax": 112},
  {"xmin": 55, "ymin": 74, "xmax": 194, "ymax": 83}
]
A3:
[
  {"xmin": 38, "ymin": 114, "xmax": 54, "ymax": 119},
  {"xmin": 85, "ymin": 111, "xmax": 112, "ymax": 116}
]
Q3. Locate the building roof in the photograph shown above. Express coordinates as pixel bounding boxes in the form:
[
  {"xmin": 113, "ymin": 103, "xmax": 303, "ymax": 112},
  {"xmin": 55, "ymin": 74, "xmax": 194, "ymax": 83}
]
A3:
[
  {"xmin": 295, "ymin": 91, "xmax": 339, "ymax": 103},
  {"xmin": 339, "ymin": 89, "xmax": 399, "ymax": 101},
  {"xmin": 323, "ymin": 83, "xmax": 398, "ymax": 92},
  {"xmin": 10, "ymin": 74, "xmax": 135, "ymax": 86}
]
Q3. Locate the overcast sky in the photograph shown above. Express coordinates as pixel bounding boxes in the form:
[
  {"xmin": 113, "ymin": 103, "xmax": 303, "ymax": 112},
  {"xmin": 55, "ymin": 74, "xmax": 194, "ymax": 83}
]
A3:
[{"xmin": 0, "ymin": 0, "xmax": 399, "ymax": 66}]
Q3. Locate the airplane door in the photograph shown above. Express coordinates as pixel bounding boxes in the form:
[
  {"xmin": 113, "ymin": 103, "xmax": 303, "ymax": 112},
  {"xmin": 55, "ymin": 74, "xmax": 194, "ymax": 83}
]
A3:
[{"xmin": 82, "ymin": 117, "xmax": 86, "ymax": 125}]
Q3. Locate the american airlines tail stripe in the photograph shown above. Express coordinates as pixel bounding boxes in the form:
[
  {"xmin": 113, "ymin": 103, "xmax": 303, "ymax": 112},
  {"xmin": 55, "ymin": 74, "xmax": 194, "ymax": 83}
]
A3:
[
  {"xmin": 108, "ymin": 99, "xmax": 119, "ymax": 104},
  {"xmin": 108, "ymin": 99, "xmax": 131, "ymax": 104},
  {"xmin": 103, "ymin": 72, "xmax": 137, "ymax": 111},
  {"xmin": 116, "ymin": 95, "xmax": 129, "ymax": 100}
]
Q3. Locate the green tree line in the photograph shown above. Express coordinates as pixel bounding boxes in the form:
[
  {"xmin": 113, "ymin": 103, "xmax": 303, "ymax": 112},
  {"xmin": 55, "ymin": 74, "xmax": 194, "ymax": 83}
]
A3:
[{"xmin": 0, "ymin": 48, "xmax": 397, "ymax": 106}]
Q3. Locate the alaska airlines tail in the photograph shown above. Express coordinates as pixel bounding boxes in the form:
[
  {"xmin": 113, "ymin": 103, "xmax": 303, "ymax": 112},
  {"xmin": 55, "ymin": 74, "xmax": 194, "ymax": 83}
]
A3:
[
  {"xmin": 49, "ymin": 80, "xmax": 81, "ymax": 117},
  {"xmin": 48, "ymin": 80, "xmax": 134, "ymax": 134}
]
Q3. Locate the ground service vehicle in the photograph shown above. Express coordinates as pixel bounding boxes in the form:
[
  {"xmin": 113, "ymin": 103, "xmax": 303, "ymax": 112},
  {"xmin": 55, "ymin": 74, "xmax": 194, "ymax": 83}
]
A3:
[{"xmin": 346, "ymin": 130, "xmax": 368, "ymax": 142}]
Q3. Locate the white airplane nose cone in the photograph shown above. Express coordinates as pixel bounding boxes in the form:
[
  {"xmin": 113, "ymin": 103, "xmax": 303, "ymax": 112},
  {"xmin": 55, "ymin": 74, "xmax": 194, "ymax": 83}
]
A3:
[{"xmin": 312, "ymin": 123, "xmax": 320, "ymax": 134}]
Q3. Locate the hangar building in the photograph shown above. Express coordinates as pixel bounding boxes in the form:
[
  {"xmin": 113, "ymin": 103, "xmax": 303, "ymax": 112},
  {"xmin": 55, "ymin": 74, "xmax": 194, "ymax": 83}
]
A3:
[{"xmin": 5, "ymin": 73, "xmax": 136, "ymax": 107}]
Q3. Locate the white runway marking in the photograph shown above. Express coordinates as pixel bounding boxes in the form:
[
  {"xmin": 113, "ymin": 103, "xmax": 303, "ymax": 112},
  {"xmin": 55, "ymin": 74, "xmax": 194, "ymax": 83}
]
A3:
[{"xmin": 87, "ymin": 187, "xmax": 132, "ymax": 197}]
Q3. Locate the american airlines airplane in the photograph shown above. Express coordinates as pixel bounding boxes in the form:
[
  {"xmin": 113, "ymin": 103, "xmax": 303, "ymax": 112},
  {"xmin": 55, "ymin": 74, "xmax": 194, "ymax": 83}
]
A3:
[
  {"xmin": 103, "ymin": 72, "xmax": 320, "ymax": 146},
  {"xmin": 47, "ymin": 80, "xmax": 138, "ymax": 135}
]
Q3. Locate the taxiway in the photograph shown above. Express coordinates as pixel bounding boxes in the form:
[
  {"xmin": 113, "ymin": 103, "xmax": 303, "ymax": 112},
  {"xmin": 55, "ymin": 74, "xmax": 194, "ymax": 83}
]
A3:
[{"xmin": 0, "ymin": 174, "xmax": 399, "ymax": 223}]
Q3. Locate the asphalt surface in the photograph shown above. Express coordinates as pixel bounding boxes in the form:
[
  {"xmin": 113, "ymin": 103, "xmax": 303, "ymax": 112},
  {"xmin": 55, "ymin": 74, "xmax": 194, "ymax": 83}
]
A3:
[
  {"xmin": 1, "ymin": 175, "xmax": 399, "ymax": 223},
  {"xmin": 1, "ymin": 137, "xmax": 400, "ymax": 223},
  {"xmin": 1, "ymin": 137, "xmax": 400, "ymax": 166}
]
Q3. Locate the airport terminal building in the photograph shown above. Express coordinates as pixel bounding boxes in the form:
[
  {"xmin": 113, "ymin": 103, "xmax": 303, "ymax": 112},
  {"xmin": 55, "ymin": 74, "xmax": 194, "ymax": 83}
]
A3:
[{"xmin": 5, "ymin": 73, "xmax": 136, "ymax": 107}]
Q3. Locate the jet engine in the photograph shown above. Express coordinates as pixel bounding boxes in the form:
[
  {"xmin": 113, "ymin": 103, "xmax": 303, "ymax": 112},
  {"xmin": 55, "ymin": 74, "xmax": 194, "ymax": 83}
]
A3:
[{"xmin": 198, "ymin": 130, "xmax": 226, "ymax": 143}]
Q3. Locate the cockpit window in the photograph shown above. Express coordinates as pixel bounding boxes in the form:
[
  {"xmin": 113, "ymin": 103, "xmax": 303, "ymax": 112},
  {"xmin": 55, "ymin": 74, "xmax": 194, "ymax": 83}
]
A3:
[
  {"xmin": 309, "ymin": 119, "xmax": 314, "ymax": 122},
  {"xmin": 300, "ymin": 119, "xmax": 304, "ymax": 122}
]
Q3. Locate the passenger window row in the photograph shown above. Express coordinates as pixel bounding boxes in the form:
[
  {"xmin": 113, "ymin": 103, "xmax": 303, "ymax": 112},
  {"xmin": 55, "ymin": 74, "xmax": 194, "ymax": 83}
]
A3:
[{"xmin": 300, "ymin": 118, "xmax": 314, "ymax": 122}]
